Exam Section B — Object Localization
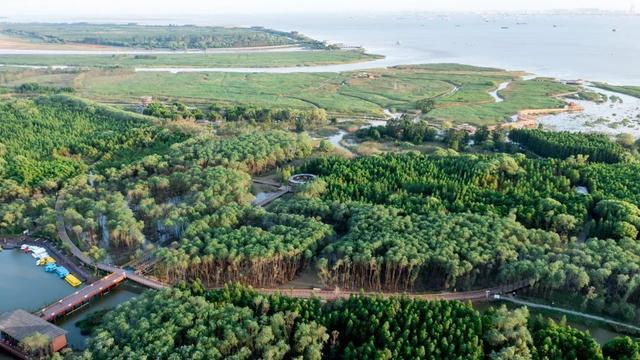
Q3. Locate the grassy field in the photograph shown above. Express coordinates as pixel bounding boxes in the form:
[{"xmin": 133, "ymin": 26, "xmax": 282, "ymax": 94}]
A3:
[
  {"xmin": 2, "ymin": 63, "xmax": 578, "ymax": 125},
  {"xmin": 75, "ymin": 64, "xmax": 519, "ymax": 116},
  {"xmin": 593, "ymin": 82, "xmax": 640, "ymax": 99},
  {"xmin": 0, "ymin": 51, "xmax": 382, "ymax": 68},
  {"xmin": 432, "ymin": 78, "xmax": 576, "ymax": 125}
]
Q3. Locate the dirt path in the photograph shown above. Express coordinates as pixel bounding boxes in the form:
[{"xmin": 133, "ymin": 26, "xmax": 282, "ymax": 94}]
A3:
[{"xmin": 500, "ymin": 296, "xmax": 640, "ymax": 332}]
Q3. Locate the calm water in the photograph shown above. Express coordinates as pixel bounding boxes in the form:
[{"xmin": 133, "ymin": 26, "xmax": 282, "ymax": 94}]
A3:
[
  {"xmin": 540, "ymin": 85, "xmax": 640, "ymax": 136},
  {"xmin": 57, "ymin": 282, "xmax": 144, "ymax": 350},
  {"xmin": 0, "ymin": 249, "xmax": 80, "ymax": 313},
  {"xmin": 4, "ymin": 12, "xmax": 640, "ymax": 84},
  {"xmin": 0, "ymin": 250, "xmax": 144, "ymax": 357}
]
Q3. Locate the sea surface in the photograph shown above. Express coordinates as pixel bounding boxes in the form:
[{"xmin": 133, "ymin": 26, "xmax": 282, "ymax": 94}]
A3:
[{"xmin": 3, "ymin": 12, "xmax": 640, "ymax": 84}]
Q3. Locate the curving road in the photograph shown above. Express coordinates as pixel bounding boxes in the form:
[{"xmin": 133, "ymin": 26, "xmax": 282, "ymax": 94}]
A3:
[{"xmin": 499, "ymin": 296, "xmax": 640, "ymax": 333}]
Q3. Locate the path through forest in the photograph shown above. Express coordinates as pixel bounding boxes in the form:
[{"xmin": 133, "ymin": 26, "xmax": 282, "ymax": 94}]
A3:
[{"xmin": 500, "ymin": 296, "xmax": 640, "ymax": 333}]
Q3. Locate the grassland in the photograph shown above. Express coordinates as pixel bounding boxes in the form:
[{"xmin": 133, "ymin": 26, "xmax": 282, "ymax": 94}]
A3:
[
  {"xmin": 75, "ymin": 64, "xmax": 519, "ymax": 117},
  {"xmin": 1, "ymin": 63, "xmax": 578, "ymax": 125},
  {"xmin": 432, "ymin": 78, "xmax": 576, "ymax": 124},
  {"xmin": 0, "ymin": 51, "xmax": 382, "ymax": 68},
  {"xmin": 593, "ymin": 82, "xmax": 640, "ymax": 99}
]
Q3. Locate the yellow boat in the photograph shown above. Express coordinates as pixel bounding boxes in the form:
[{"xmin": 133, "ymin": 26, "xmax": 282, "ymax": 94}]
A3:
[
  {"xmin": 64, "ymin": 274, "xmax": 82, "ymax": 287},
  {"xmin": 37, "ymin": 257, "xmax": 56, "ymax": 266}
]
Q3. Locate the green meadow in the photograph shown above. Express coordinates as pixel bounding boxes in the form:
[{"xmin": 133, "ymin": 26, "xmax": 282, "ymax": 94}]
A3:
[
  {"xmin": 3, "ymin": 63, "xmax": 577, "ymax": 125},
  {"xmin": 0, "ymin": 50, "xmax": 382, "ymax": 68}
]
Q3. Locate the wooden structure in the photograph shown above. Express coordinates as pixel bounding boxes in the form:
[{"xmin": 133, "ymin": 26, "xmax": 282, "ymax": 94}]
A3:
[
  {"xmin": 39, "ymin": 271, "xmax": 127, "ymax": 322},
  {"xmin": 0, "ymin": 309, "xmax": 68, "ymax": 356}
]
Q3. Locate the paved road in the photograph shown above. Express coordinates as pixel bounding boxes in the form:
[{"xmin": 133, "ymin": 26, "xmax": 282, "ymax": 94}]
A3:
[{"xmin": 500, "ymin": 296, "xmax": 640, "ymax": 333}]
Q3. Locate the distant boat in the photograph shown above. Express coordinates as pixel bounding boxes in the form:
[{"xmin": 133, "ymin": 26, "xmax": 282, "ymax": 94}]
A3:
[
  {"xmin": 396, "ymin": 40, "xmax": 401, "ymax": 45},
  {"xmin": 501, "ymin": 26, "xmax": 510, "ymax": 30},
  {"xmin": 553, "ymin": 25, "xmax": 558, "ymax": 28},
  {"xmin": 612, "ymin": 28, "xmax": 617, "ymax": 32}
]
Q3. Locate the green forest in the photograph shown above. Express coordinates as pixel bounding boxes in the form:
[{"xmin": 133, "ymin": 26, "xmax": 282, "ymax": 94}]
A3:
[
  {"xmin": 0, "ymin": 23, "xmax": 325, "ymax": 49},
  {"xmin": 510, "ymin": 129, "xmax": 633, "ymax": 163},
  {"xmin": 1, "ymin": 67, "xmax": 640, "ymax": 360},
  {"xmin": 70, "ymin": 284, "xmax": 638, "ymax": 360}
]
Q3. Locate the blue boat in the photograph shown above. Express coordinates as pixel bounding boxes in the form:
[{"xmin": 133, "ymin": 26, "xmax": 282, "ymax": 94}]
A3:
[
  {"xmin": 55, "ymin": 266, "xmax": 69, "ymax": 279},
  {"xmin": 44, "ymin": 263, "xmax": 57, "ymax": 273}
]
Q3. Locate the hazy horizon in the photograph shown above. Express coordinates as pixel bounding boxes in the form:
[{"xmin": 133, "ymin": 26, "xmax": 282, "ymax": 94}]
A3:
[{"xmin": 1, "ymin": 0, "xmax": 638, "ymax": 19}]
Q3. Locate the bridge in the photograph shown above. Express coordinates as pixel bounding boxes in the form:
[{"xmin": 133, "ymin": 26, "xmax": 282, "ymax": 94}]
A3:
[
  {"xmin": 39, "ymin": 271, "xmax": 127, "ymax": 321},
  {"xmin": 252, "ymin": 188, "xmax": 290, "ymax": 207},
  {"xmin": 251, "ymin": 178, "xmax": 291, "ymax": 207}
]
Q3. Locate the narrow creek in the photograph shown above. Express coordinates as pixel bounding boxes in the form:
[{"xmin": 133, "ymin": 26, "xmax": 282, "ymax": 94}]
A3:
[
  {"xmin": 327, "ymin": 118, "xmax": 388, "ymax": 156},
  {"xmin": 489, "ymin": 81, "xmax": 511, "ymax": 103}
]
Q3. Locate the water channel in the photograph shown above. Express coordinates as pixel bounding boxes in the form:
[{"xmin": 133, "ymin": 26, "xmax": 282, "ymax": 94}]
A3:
[{"xmin": 0, "ymin": 249, "xmax": 145, "ymax": 354}]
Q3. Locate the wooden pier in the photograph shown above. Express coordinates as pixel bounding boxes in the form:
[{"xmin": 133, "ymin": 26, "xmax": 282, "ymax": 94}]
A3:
[{"xmin": 39, "ymin": 271, "xmax": 127, "ymax": 322}]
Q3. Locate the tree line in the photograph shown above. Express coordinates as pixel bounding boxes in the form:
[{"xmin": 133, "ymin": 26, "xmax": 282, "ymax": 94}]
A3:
[
  {"xmin": 355, "ymin": 118, "xmax": 438, "ymax": 144},
  {"xmin": 510, "ymin": 128, "xmax": 634, "ymax": 163},
  {"xmin": 143, "ymin": 101, "xmax": 328, "ymax": 131},
  {"xmin": 70, "ymin": 284, "xmax": 636, "ymax": 359}
]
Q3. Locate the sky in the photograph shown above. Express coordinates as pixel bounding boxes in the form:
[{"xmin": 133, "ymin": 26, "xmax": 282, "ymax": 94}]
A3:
[{"xmin": 2, "ymin": 0, "xmax": 639, "ymax": 17}]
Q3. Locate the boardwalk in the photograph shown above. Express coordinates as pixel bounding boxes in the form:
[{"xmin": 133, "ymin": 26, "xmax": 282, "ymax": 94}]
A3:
[
  {"xmin": 252, "ymin": 188, "xmax": 290, "ymax": 207},
  {"xmin": 251, "ymin": 178, "xmax": 283, "ymax": 188},
  {"xmin": 39, "ymin": 271, "xmax": 127, "ymax": 321}
]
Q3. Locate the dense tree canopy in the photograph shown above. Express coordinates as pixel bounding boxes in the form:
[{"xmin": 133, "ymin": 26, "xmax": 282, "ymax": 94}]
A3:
[
  {"xmin": 315, "ymin": 203, "xmax": 560, "ymax": 291},
  {"xmin": 302, "ymin": 152, "xmax": 590, "ymax": 234},
  {"xmin": 156, "ymin": 208, "xmax": 334, "ymax": 286},
  {"xmin": 0, "ymin": 95, "xmax": 183, "ymax": 187},
  {"xmin": 510, "ymin": 129, "xmax": 633, "ymax": 163},
  {"xmin": 76, "ymin": 285, "xmax": 626, "ymax": 360},
  {"xmin": 355, "ymin": 118, "xmax": 438, "ymax": 144}
]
